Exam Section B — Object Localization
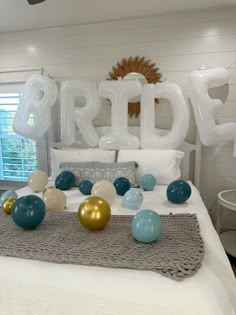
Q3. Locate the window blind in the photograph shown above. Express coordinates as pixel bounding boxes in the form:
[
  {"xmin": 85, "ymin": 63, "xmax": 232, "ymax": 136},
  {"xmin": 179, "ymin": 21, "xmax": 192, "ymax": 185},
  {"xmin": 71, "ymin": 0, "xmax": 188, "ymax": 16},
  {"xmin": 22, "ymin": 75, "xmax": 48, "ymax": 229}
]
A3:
[{"xmin": 0, "ymin": 93, "xmax": 37, "ymax": 181}]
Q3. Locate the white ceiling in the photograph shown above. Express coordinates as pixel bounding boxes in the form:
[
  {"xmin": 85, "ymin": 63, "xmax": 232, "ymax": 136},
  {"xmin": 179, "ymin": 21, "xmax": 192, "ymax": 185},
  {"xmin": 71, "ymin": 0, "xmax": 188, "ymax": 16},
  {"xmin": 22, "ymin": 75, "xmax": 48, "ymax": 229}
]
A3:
[{"xmin": 1, "ymin": 0, "xmax": 236, "ymax": 33}]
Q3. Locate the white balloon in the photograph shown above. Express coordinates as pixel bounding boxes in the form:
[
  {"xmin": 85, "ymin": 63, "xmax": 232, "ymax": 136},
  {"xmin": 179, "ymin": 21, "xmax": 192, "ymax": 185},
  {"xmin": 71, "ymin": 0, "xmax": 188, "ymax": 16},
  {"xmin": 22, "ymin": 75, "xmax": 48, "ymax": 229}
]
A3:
[
  {"xmin": 91, "ymin": 180, "xmax": 116, "ymax": 205},
  {"xmin": 60, "ymin": 80, "xmax": 101, "ymax": 147},
  {"xmin": 98, "ymin": 80, "xmax": 142, "ymax": 150},
  {"xmin": 13, "ymin": 74, "xmax": 58, "ymax": 140},
  {"xmin": 140, "ymin": 82, "xmax": 189, "ymax": 149},
  {"xmin": 189, "ymin": 68, "xmax": 236, "ymax": 146},
  {"xmin": 43, "ymin": 188, "xmax": 66, "ymax": 211},
  {"xmin": 28, "ymin": 170, "xmax": 48, "ymax": 192}
]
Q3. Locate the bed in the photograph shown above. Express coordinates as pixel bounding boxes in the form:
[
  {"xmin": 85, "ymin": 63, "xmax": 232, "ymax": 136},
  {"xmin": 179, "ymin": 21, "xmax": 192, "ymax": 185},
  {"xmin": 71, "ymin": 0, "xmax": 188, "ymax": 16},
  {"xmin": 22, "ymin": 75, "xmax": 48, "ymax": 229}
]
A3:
[
  {"xmin": 0, "ymin": 127, "xmax": 236, "ymax": 314},
  {"xmin": 0, "ymin": 182, "xmax": 235, "ymax": 315}
]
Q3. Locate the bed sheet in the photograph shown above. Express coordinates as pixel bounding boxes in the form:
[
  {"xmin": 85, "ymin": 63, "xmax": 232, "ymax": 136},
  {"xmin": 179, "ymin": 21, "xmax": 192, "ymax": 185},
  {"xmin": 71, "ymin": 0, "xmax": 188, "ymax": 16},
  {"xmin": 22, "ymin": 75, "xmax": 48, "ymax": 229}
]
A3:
[{"xmin": 0, "ymin": 183, "xmax": 235, "ymax": 315}]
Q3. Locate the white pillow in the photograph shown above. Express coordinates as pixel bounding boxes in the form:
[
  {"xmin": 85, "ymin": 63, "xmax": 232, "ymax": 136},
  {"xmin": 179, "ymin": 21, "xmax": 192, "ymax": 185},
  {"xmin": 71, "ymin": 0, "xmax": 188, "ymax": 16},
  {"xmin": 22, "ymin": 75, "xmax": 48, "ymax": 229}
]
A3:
[
  {"xmin": 50, "ymin": 148, "xmax": 116, "ymax": 179},
  {"xmin": 117, "ymin": 150, "xmax": 184, "ymax": 185}
]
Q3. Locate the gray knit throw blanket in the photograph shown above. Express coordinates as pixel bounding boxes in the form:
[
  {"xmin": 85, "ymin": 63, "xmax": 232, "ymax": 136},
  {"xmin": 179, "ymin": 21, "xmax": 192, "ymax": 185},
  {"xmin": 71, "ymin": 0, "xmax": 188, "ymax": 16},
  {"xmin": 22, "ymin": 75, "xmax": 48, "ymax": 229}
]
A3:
[{"xmin": 0, "ymin": 211, "xmax": 204, "ymax": 281}]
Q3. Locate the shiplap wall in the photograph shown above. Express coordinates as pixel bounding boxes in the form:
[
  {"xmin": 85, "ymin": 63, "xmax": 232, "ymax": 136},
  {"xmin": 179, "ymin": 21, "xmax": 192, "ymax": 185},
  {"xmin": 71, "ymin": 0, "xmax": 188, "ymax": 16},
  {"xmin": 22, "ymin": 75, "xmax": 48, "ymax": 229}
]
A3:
[{"xmin": 1, "ymin": 7, "xmax": 236, "ymax": 221}]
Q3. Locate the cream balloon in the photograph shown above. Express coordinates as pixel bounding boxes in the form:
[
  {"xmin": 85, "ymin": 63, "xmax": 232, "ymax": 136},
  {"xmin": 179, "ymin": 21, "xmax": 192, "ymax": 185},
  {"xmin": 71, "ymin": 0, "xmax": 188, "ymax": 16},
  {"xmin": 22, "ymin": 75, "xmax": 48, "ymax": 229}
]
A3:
[
  {"xmin": 140, "ymin": 82, "xmax": 189, "ymax": 149},
  {"xmin": 28, "ymin": 170, "xmax": 48, "ymax": 192},
  {"xmin": 42, "ymin": 188, "xmax": 66, "ymax": 211},
  {"xmin": 13, "ymin": 74, "xmax": 58, "ymax": 140},
  {"xmin": 91, "ymin": 180, "xmax": 116, "ymax": 205},
  {"xmin": 98, "ymin": 79, "xmax": 142, "ymax": 150},
  {"xmin": 189, "ymin": 68, "xmax": 236, "ymax": 146},
  {"xmin": 60, "ymin": 79, "xmax": 101, "ymax": 147}
]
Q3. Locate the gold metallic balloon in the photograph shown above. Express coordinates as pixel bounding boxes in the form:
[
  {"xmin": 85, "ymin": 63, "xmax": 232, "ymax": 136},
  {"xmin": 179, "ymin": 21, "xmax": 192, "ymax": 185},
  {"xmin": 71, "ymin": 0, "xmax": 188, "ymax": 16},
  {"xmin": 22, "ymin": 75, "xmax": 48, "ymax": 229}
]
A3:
[
  {"xmin": 2, "ymin": 197, "xmax": 17, "ymax": 215},
  {"xmin": 78, "ymin": 196, "xmax": 111, "ymax": 230}
]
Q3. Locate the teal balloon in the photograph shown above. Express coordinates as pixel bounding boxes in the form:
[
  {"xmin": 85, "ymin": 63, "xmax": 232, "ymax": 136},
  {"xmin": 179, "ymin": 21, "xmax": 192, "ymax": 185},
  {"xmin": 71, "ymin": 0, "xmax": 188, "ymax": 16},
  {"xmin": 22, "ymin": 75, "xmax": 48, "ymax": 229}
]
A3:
[
  {"xmin": 166, "ymin": 180, "xmax": 192, "ymax": 204},
  {"xmin": 140, "ymin": 174, "xmax": 156, "ymax": 191},
  {"xmin": 113, "ymin": 177, "xmax": 131, "ymax": 196},
  {"xmin": 78, "ymin": 180, "xmax": 93, "ymax": 195},
  {"xmin": 131, "ymin": 209, "xmax": 163, "ymax": 243},
  {"xmin": 11, "ymin": 195, "xmax": 46, "ymax": 230},
  {"xmin": 123, "ymin": 188, "xmax": 143, "ymax": 210},
  {"xmin": 55, "ymin": 171, "xmax": 76, "ymax": 190},
  {"xmin": 0, "ymin": 190, "xmax": 18, "ymax": 207}
]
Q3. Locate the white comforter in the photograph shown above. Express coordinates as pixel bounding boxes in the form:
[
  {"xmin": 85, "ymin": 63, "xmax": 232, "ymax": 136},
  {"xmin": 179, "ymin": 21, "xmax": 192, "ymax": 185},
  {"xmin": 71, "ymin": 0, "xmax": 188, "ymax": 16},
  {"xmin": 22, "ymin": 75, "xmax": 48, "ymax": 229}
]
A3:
[{"xmin": 0, "ymin": 183, "xmax": 235, "ymax": 315}]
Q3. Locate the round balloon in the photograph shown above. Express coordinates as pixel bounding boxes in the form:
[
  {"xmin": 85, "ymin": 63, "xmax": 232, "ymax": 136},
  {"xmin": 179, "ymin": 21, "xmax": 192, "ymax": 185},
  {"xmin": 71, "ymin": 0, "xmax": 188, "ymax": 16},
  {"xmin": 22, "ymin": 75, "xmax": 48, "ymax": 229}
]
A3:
[
  {"xmin": 91, "ymin": 180, "xmax": 116, "ymax": 205},
  {"xmin": 113, "ymin": 177, "xmax": 131, "ymax": 196},
  {"xmin": 2, "ymin": 197, "xmax": 17, "ymax": 215},
  {"xmin": 42, "ymin": 188, "xmax": 66, "ymax": 211},
  {"xmin": 11, "ymin": 195, "xmax": 46, "ymax": 229},
  {"xmin": 166, "ymin": 180, "xmax": 192, "ymax": 204},
  {"xmin": 78, "ymin": 196, "xmax": 111, "ymax": 230},
  {"xmin": 140, "ymin": 174, "xmax": 156, "ymax": 191},
  {"xmin": 123, "ymin": 188, "xmax": 143, "ymax": 210},
  {"xmin": 78, "ymin": 180, "xmax": 93, "ymax": 195},
  {"xmin": 55, "ymin": 171, "xmax": 76, "ymax": 190},
  {"xmin": 28, "ymin": 170, "xmax": 48, "ymax": 192},
  {"xmin": 0, "ymin": 190, "xmax": 18, "ymax": 207},
  {"xmin": 131, "ymin": 209, "xmax": 163, "ymax": 243}
]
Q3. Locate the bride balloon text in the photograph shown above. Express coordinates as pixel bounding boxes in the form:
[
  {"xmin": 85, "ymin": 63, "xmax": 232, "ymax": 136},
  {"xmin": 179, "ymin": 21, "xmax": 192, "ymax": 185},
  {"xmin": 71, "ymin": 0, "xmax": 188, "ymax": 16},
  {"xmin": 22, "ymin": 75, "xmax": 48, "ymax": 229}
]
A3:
[{"xmin": 12, "ymin": 67, "xmax": 234, "ymax": 149}]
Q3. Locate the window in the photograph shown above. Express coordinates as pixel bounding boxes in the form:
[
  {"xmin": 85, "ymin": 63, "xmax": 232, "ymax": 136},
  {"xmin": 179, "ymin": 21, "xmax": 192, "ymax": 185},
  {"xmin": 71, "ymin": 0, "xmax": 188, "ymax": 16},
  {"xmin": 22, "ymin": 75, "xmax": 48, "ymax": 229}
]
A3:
[
  {"xmin": 0, "ymin": 93, "xmax": 37, "ymax": 181},
  {"xmin": 0, "ymin": 86, "xmax": 49, "ymax": 186}
]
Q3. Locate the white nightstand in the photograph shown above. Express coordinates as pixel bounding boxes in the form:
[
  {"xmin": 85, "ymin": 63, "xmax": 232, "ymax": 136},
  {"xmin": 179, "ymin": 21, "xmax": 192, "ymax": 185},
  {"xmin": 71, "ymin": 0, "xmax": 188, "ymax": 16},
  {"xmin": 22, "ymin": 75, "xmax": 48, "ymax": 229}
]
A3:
[{"xmin": 216, "ymin": 190, "xmax": 236, "ymax": 257}]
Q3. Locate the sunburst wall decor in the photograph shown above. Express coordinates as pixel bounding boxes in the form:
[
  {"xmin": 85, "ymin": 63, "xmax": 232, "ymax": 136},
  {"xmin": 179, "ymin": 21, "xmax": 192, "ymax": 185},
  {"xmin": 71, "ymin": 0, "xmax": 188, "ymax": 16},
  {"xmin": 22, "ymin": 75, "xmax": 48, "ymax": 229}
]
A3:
[{"xmin": 108, "ymin": 56, "xmax": 162, "ymax": 117}]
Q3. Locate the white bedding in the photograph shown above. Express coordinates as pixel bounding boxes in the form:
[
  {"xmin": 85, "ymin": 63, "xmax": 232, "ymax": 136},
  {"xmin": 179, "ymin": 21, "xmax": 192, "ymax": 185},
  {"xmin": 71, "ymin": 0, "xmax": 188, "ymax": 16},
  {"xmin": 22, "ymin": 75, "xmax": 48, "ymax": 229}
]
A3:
[{"xmin": 0, "ymin": 183, "xmax": 235, "ymax": 315}]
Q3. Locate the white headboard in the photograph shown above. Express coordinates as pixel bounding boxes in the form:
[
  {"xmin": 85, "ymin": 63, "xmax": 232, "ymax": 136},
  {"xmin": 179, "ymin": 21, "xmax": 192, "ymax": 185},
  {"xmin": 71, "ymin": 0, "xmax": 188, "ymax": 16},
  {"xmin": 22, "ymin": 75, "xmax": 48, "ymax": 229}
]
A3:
[{"xmin": 52, "ymin": 126, "xmax": 202, "ymax": 190}]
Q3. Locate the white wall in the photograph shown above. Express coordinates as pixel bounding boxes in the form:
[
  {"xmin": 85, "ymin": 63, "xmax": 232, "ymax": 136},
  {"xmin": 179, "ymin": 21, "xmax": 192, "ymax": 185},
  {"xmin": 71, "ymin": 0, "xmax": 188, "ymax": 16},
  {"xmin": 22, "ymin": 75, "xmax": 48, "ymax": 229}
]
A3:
[{"xmin": 1, "ymin": 7, "xmax": 236, "ymax": 222}]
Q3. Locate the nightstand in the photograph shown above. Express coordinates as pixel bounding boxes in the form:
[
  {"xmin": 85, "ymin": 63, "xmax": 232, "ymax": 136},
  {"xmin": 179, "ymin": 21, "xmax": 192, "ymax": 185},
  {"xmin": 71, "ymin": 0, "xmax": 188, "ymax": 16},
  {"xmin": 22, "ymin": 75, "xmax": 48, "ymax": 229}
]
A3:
[{"xmin": 216, "ymin": 190, "xmax": 236, "ymax": 257}]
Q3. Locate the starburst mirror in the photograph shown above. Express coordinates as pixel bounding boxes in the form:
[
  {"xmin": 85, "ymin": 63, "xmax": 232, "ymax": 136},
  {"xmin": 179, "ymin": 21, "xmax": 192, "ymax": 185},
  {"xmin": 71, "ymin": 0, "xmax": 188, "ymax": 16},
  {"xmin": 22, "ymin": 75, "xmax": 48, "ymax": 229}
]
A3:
[{"xmin": 108, "ymin": 56, "xmax": 162, "ymax": 117}]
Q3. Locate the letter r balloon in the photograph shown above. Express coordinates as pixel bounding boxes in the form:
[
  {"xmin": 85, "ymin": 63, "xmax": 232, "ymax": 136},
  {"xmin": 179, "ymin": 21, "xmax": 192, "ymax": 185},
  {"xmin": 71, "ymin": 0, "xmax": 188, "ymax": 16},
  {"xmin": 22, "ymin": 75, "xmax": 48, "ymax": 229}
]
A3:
[{"xmin": 60, "ymin": 80, "xmax": 101, "ymax": 147}]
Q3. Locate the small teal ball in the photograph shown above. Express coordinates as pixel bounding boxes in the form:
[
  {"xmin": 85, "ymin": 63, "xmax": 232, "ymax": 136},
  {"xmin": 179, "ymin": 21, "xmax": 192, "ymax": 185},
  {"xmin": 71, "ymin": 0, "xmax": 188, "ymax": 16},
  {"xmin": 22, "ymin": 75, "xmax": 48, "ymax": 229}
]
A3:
[
  {"xmin": 166, "ymin": 180, "xmax": 192, "ymax": 204},
  {"xmin": 131, "ymin": 209, "xmax": 163, "ymax": 243},
  {"xmin": 11, "ymin": 195, "xmax": 46, "ymax": 230},
  {"xmin": 78, "ymin": 180, "xmax": 93, "ymax": 195},
  {"xmin": 140, "ymin": 174, "xmax": 156, "ymax": 191},
  {"xmin": 0, "ymin": 190, "xmax": 18, "ymax": 207},
  {"xmin": 55, "ymin": 171, "xmax": 76, "ymax": 190},
  {"xmin": 113, "ymin": 177, "xmax": 131, "ymax": 196},
  {"xmin": 123, "ymin": 188, "xmax": 143, "ymax": 210}
]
